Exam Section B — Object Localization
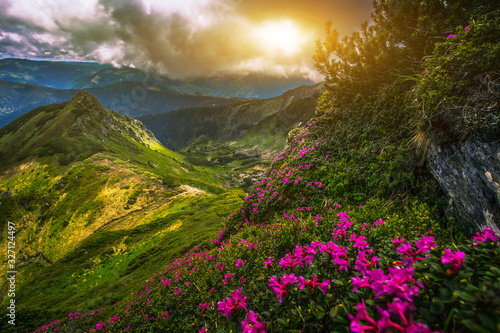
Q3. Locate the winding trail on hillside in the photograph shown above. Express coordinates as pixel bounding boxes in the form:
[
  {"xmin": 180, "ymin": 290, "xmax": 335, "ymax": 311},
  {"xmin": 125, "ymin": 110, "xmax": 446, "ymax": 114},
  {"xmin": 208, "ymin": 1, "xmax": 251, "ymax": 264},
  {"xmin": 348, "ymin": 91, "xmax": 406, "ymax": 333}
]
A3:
[{"xmin": 72, "ymin": 184, "xmax": 207, "ymax": 251}]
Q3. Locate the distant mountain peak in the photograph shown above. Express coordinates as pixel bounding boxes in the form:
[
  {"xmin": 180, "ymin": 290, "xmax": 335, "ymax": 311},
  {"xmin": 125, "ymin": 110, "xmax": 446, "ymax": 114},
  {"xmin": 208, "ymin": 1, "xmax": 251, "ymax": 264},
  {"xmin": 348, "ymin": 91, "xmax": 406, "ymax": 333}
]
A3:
[
  {"xmin": 67, "ymin": 91, "xmax": 105, "ymax": 112},
  {"xmin": 0, "ymin": 93, "xmax": 164, "ymax": 169}
]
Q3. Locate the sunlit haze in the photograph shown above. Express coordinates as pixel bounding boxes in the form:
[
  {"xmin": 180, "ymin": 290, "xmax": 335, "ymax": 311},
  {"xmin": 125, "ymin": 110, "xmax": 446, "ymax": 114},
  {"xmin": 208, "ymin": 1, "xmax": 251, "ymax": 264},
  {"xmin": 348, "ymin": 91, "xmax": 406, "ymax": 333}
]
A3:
[
  {"xmin": 0, "ymin": 0, "xmax": 372, "ymax": 80},
  {"xmin": 253, "ymin": 20, "xmax": 308, "ymax": 56}
]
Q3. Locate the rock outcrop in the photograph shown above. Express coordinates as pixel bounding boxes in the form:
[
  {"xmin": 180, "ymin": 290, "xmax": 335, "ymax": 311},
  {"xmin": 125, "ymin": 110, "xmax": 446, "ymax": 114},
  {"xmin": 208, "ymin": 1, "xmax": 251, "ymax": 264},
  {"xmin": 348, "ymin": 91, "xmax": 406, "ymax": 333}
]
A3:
[{"xmin": 427, "ymin": 141, "xmax": 500, "ymax": 236}]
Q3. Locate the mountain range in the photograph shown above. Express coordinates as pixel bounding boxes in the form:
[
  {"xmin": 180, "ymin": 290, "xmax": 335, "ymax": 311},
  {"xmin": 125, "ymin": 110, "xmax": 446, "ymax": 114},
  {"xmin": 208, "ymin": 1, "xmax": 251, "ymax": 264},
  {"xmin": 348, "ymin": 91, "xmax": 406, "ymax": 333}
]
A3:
[
  {"xmin": 0, "ymin": 92, "xmax": 247, "ymax": 331},
  {"xmin": 0, "ymin": 58, "xmax": 316, "ymax": 129},
  {"xmin": 138, "ymin": 82, "xmax": 325, "ymax": 150},
  {"xmin": 0, "ymin": 58, "xmax": 313, "ymax": 97},
  {"xmin": 0, "ymin": 80, "xmax": 247, "ymax": 128}
]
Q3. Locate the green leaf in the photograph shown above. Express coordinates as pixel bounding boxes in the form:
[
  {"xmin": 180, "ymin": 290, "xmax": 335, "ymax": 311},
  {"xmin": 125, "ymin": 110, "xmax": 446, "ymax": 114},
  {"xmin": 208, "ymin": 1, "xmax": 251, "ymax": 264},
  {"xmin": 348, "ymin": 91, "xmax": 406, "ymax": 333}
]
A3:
[
  {"xmin": 260, "ymin": 311, "xmax": 271, "ymax": 318},
  {"xmin": 430, "ymin": 262, "xmax": 445, "ymax": 273},
  {"xmin": 364, "ymin": 299, "xmax": 376, "ymax": 306},
  {"xmin": 454, "ymin": 290, "xmax": 476, "ymax": 303},
  {"xmin": 478, "ymin": 313, "xmax": 495, "ymax": 329},
  {"xmin": 490, "ymin": 266, "xmax": 500, "ymax": 276},
  {"xmin": 315, "ymin": 311, "xmax": 325, "ymax": 320},
  {"xmin": 276, "ymin": 318, "xmax": 288, "ymax": 326},
  {"xmin": 462, "ymin": 319, "xmax": 493, "ymax": 333},
  {"xmin": 330, "ymin": 307, "xmax": 338, "ymax": 319}
]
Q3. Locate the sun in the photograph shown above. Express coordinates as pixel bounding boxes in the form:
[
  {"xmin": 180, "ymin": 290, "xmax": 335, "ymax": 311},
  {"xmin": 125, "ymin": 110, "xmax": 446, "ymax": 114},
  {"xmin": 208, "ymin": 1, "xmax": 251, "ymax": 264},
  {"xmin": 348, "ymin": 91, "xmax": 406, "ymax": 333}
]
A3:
[{"xmin": 253, "ymin": 20, "xmax": 306, "ymax": 56}]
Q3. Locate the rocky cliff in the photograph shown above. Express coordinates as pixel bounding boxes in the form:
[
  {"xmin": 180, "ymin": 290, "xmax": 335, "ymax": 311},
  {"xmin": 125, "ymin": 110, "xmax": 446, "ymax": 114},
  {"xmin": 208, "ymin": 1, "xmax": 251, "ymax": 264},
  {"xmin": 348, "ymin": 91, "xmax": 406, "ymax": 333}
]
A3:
[{"xmin": 427, "ymin": 141, "xmax": 500, "ymax": 236}]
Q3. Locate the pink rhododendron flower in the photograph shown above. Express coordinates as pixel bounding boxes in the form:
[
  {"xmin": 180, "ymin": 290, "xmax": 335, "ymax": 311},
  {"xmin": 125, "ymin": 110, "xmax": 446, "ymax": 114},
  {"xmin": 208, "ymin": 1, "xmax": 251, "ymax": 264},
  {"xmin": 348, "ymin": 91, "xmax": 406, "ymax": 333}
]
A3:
[
  {"xmin": 415, "ymin": 235, "xmax": 437, "ymax": 254},
  {"xmin": 350, "ymin": 234, "xmax": 370, "ymax": 249},
  {"xmin": 279, "ymin": 252, "xmax": 301, "ymax": 271},
  {"xmin": 352, "ymin": 275, "xmax": 371, "ymax": 292},
  {"xmin": 297, "ymin": 275, "xmax": 330, "ymax": 295},
  {"xmin": 223, "ymin": 273, "xmax": 234, "ymax": 285},
  {"xmin": 278, "ymin": 245, "xmax": 315, "ymax": 271},
  {"xmin": 217, "ymin": 288, "xmax": 248, "ymax": 319},
  {"xmin": 199, "ymin": 303, "xmax": 210, "ymax": 313},
  {"xmin": 95, "ymin": 321, "xmax": 106, "ymax": 331},
  {"xmin": 162, "ymin": 278, "xmax": 172, "ymax": 287},
  {"xmin": 320, "ymin": 241, "xmax": 349, "ymax": 270},
  {"xmin": 348, "ymin": 300, "xmax": 377, "ymax": 328},
  {"xmin": 376, "ymin": 306, "xmax": 405, "ymax": 332},
  {"xmin": 359, "ymin": 266, "xmax": 422, "ymax": 302},
  {"xmin": 264, "ymin": 257, "xmax": 273, "ymax": 268},
  {"xmin": 471, "ymin": 227, "xmax": 498, "ymax": 245},
  {"xmin": 396, "ymin": 241, "xmax": 424, "ymax": 264},
  {"xmin": 387, "ymin": 298, "xmax": 411, "ymax": 326},
  {"xmin": 241, "ymin": 310, "xmax": 267, "ymax": 333},
  {"xmin": 332, "ymin": 213, "xmax": 353, "ymax": 239},
  {"xmin": 355, "ymin": 250, "xmax": 379, "ymax": 274},
  {"xmin": 393, "ymin": 237, "xmax": 406, "ymax": 247},
  {"xmin": 441, "ymin": 249, "xmax": 465, "ymax": 272},
  {"xmin": 298, "ymin": 276, "xmax": 306, "ymax": 290},
  {"xmin": 384, "ymin": 267, "xmax": 422, "ymax": 302},
  {"xmin": 268, "ymin": 274, "xmax": 298, "ymax": 303}
]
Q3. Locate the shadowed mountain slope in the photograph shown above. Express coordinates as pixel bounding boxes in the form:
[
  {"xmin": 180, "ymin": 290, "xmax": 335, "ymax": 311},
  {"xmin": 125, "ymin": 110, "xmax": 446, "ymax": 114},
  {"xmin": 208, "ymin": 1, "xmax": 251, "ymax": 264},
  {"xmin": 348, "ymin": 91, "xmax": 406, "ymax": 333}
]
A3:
[
  {"xmin": 0, "ymin": 80, "xmax": 248, "ymax": 128},
  {"xmin": 138, "ymin": 82, "xmax": 325, "ymax": 151}
]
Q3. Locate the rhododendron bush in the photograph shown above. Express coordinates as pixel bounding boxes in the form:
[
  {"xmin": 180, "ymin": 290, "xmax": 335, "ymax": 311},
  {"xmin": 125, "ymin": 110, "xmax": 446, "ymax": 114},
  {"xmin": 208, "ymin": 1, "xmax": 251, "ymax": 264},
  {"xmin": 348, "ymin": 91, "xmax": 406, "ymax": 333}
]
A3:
[{"xmin": 30, "ymin": 204, "xmax": 499, "ymax": 332}]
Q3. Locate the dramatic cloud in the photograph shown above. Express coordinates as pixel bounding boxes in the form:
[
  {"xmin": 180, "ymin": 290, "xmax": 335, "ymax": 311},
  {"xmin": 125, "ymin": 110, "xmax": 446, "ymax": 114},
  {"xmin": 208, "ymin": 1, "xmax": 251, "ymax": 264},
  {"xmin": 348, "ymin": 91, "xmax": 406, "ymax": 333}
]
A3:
[{"xmin": 0, "ymin": 0, "xmax": 372, "ymax": 80}]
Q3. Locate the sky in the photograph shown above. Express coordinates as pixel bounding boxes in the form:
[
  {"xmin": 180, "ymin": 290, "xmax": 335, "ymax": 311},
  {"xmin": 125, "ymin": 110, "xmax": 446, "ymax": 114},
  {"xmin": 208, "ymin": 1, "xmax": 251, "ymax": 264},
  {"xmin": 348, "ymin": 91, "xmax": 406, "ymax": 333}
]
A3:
[{"xmin": 0, "ymin": 0, "xmax": 372, "ymax": 81}]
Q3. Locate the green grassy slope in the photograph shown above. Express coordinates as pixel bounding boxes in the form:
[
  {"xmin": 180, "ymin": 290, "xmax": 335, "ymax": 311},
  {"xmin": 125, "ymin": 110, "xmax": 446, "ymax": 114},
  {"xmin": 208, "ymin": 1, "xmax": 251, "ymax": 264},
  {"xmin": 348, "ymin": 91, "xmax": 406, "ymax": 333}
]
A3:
[
  {"xmin": 235, "ymin": 88, "xmax": 324, "ymax": 155},
  {"xmin": 18, "ymin": 95, "xmax": 499, "ymax": 332},
  {"xmin": 0, "ymin": 92, "xmax": 245, "ymax": 332},
  {"xmin": 138, "ymin": 83, "xmax": 325, "ymax": 151},
  {"xmin": 169, "ymin": 83, "xmax": 324, "ymax": 194}
]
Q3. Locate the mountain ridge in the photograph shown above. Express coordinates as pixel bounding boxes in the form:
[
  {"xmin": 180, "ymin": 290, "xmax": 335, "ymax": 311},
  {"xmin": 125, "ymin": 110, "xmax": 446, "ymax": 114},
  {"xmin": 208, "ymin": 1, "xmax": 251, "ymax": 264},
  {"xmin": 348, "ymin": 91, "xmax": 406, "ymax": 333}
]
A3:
[
  {"xmin": 138, "ymin": 82, "xmax": 325, "ymax": 151},
  {"xmin": 0, "ymin": 92, "xmax": 245, "ymax": 332},
  {"xmin": 0, "ymin": 80, "xmax": 250, "ymax": 128},
  {"xmin": 0, "ymin": 58, "xmax": 315, "ymax": 98}
]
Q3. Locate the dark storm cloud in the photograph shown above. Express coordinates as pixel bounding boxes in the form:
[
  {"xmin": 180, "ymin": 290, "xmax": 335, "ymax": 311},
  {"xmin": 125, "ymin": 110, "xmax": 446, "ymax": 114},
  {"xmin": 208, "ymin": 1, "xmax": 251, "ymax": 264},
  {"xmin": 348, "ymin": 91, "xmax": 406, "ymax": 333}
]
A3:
[
  {"xmin": 0, "ymin": 0, "xmax": 373, "ymax": 79},
  {"xmin": 0, "ymin": 1, "xmax": 51, "ymax": 58},
  {"xmin": 70, "ymin": 0, "xmax": 266, "ymax": 77}
]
